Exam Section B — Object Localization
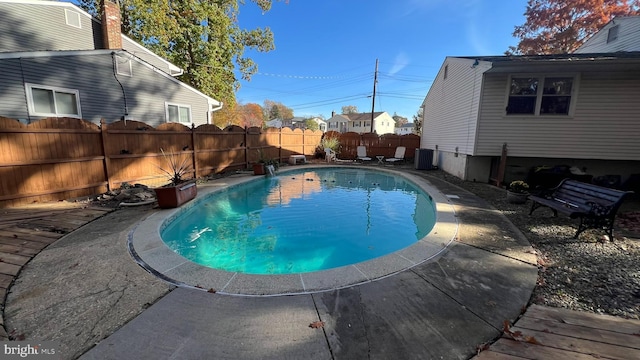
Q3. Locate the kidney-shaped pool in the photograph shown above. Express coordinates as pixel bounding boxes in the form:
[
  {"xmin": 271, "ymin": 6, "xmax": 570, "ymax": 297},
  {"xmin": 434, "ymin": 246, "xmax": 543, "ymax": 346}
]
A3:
[
  {"xmin": 161, "ymin": 167, "xmax": 436, "ymax": 274},
  {"xmin": 130, "ymin": 166, "xmax": 458, "ymax": 295}
]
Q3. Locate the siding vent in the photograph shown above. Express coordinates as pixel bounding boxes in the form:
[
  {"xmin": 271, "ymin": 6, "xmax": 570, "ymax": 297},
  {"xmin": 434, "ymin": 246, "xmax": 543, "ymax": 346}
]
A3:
[
  {"xmin": 116, "ymin": 55, "xmax": 132, "ymax": 77},
  {"xmin": 607, "ymin": 25, "xmax": 619, "ymax": 43},
  {"xmin": 65, "ymin": 9, "xmax": 81, "ymax": 29}
]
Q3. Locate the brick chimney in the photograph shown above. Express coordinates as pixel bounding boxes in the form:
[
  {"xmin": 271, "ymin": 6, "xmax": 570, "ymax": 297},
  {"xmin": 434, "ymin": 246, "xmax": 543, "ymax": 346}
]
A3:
[{"xmin": 101, "ymin": 0, "xmax": 122, "ymax": 49}]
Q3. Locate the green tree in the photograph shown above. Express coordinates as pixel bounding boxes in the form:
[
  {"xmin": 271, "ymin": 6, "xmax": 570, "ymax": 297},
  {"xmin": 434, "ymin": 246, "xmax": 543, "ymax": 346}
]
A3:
[
  {"xmin": 413, "ymin": 107, "xmax": 423, "ymax": 135},
  {"xmin": 509, "ymin": 0, "xmax": 640, "ymax": 55},
  {"xmin": 77, "ymin": 0, "xmax": 281, "ymax": 108},
  {"xmin": 304, "ymin": 118, "xmax": 319, "ymax": 131}
]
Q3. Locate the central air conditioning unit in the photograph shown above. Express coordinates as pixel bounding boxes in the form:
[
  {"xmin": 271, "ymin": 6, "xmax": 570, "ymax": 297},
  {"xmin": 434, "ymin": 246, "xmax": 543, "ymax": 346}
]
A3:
[{"xmin": 414, "ymin": 149, "xmax": 435, "ymax": 170}]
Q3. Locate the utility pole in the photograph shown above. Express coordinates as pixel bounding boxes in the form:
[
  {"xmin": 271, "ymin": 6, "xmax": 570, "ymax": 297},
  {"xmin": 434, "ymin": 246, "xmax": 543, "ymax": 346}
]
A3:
[{"xmin": 370, "ymin": 58, "xmax": 378, "ymax": 134}]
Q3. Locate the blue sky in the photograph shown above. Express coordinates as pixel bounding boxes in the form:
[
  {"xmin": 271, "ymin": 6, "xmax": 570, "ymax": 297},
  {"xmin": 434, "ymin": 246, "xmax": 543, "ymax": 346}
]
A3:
[{"xmin": 237, "ymin": 0, "xmax": 529, "ymax": 120}]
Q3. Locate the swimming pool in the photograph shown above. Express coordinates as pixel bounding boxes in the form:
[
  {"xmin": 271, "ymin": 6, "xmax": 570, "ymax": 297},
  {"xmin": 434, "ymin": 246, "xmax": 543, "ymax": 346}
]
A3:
[
  {"xmin": 160, "ymin": 168, "xmax": 437, "ymax": 275},
  {"xmin": 129, "ymin": 165, "xmax": 458, "ymax": 295}
]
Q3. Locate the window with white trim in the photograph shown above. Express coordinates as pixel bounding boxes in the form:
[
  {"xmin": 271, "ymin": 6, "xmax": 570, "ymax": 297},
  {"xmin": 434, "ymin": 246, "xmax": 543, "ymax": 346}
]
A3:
[
  {"xmin": 166, "ymin": 103, "xmax": 192, "ymax": 123},
  {"xmin": 25, "ymin": 83, "xmax": 82, "ymax": 118},
  {"xmin": 506, "ymin": 76, "xmax": 574, "ymax": 116}
]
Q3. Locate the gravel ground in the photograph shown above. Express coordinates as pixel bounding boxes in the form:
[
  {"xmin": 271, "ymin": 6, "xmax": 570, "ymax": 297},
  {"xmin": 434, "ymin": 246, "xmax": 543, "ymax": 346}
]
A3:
[{"xmin": 426, "ymin": 170, "xmax": 640, "ymax": 320}]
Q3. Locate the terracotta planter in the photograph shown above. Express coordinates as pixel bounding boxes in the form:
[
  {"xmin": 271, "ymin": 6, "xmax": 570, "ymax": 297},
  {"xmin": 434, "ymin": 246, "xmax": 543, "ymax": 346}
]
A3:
[
  {"xmin": 507, "ymin": 191, "xmax": 528, "ymax": 204},
  {"xmin": 154, "ymin": 181, "xmax": 197, "ymax": 208},
  {"xmin": 253, "ymin": 163, "xmax": 266, "ymax": 175}
]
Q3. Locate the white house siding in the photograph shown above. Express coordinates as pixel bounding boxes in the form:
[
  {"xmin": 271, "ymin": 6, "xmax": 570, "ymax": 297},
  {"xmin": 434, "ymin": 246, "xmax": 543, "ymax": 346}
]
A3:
[
  {"xmin": 475, "ymin": 70, "xmax": 640, "ymax": 161},
  {"xmin": 373, "ymin": 112, "xmax": 395, "ymax": 134},
  {"xmin": 421, "ymin": 57, "xmax": 488, "ymax": 155},
  {"xmin": 575, "ymin": 17, "xmax": 640, "ymax": 53}
]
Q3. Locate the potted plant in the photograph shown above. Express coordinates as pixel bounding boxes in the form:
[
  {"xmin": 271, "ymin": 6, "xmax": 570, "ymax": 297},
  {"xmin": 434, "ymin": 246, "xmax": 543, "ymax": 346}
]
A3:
[
  {"xmin": 507, "ymin": 180, "xmax": 529, "ymax": 204},
  {"xmin": 253, "ymin": 149, "xmax": 279, "ymax": 176},
  {"xmin": 154, "ymin": 148, "xmax": 197, "ymax": 208}
]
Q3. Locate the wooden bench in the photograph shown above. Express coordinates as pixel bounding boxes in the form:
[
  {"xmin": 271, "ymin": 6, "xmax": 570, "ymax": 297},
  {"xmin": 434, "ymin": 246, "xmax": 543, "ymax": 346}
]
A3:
[{"xmin": 529, "ymin": 179, "xmax": 632, "ymax": 239}]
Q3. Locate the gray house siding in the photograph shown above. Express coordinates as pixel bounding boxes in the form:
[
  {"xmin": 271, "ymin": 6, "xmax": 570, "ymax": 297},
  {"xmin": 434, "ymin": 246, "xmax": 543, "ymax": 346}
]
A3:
[
  {"xmin": 0, "ymin": 1, "xmax": 179, "ymax": 75},
  {"xmin": 576, "ymin": 17, "xmax": 640, "ymax": 53},
  {"xmin": 0, "ymin": 2, "xmax": 99, "ymax": 52},
  {"xmin": 0, "ymin": 52, "xmax": 210, "ymax": 126},
  {"xmin": 474, "ymin": 70, "xmax": 640, "ymax": 161},
  {"xmin": 0, "ymin": 58, "xmax": 30, "ymax": 120},
  {"xmin": 121, "ymin": 38, "xmax": 182, "ymax": 76}
]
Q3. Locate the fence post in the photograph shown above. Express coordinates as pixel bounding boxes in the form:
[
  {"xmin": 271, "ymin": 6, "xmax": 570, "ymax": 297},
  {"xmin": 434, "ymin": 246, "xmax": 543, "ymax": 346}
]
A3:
[
  {"xmin": 278, "ymin": 127, "xmax": 282, "ymax": 162},
  {"xmin": 490, "ymin": 143, "xmax": 508, "ymax": 188},
  {"xmin": 244, "ymin": 126, "xmax": 248, "ymax": 169},
  {"xmin": 191, "ymin": 123, "xmax": 198, "ymax": 179},
  {"xmin": 99, "ymin": 119, "xmax": 113, "ymax": 191}
]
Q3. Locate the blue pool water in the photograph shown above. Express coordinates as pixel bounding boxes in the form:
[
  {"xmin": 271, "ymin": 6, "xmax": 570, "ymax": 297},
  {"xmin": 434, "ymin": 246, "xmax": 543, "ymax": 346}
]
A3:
[{"xmin": 161, "ymin": 168, "xmax": 437, "ymax": 275}]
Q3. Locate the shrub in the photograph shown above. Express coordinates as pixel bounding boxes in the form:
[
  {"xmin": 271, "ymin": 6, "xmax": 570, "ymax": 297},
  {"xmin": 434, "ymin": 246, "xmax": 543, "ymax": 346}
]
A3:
[{"xmin": 509, "ymin": 180, "xmax": 529, "ymax": 194}]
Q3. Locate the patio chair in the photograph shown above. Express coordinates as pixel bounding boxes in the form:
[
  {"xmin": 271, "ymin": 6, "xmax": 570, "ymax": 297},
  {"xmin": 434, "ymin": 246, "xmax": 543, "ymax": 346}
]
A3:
[
  {"xmin": 357, "ymin": 146, "xmax": 372, "ymax": 162},
  {"xmin": 325, "ymin": 148, "xmax": 336, "ymax": 162},
  {"xmin": 385, "ymin": 146, "xmax": 406, "ymax": 164}
]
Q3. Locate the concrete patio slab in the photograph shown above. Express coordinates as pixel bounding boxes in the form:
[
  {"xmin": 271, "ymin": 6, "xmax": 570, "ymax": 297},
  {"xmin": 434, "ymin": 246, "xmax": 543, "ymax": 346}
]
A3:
[
  {"xmin": 81, "ymin": 287, "xmax": 330, "ymax": 360},
  {"xmin": 4, "ymin": 168, "xmax": 539, "ymax": 359}
]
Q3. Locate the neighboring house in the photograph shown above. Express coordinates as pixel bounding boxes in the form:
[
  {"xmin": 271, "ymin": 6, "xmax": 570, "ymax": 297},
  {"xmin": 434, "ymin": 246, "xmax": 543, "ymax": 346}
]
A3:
[
  {"xmin": 265, "ymin": 119, "xmax": 283, "ymax": 128},
  {"xmin": 325, "ymin": 111, "xmax": 395, "ymax": 134},
  {"xmin": 574, "ymin": 16, "xmax": 640, "ymax": 53},
  {"xmin": 421, "ymin": 51, "xmax": 640, "ymax": 184},
  {"xmin": 395, "ymin": 123, "xmax": 416, "ymax": 135},
  {"xmin": 290, "ymin": 117, "xmax": 326, "ymax": 132},
  {"xmin": 0, "ymin": 0, "xmax": 222, "ymax": 126},
  {"xmin": 311, "ymin": 117, "xmax": 327, "ymax": 132}
]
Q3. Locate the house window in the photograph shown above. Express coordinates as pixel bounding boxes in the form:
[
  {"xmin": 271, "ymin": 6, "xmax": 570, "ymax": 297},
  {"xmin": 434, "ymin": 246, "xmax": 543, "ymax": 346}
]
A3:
[
  {"xmin": 166, "ymin": 103, "xmax": 192, "ymax": 123},
  {"xmin": 607, "ymin": 25, "xmax": 619, "ymax": 43},
  {"xmin": 444, "ymin": 65, "xmax": 448, "ymax": 80},
  {"xmin": 506, "ymin": 76, "xmax": 574, "ymax": 116},
  {"xmin": 507, "ymin": 77, "xmax": 538, "ymax": 114},
  {"xmin": 115, "ymin": 55, "xmax": 132, "ymax": 77},
  {"xmin": 25, "ymin": 83, "xmax": 82, "ymax": 118},
  {"xmin": 540, "ymin": 77, "xmax": 573, "ymax": 115}
]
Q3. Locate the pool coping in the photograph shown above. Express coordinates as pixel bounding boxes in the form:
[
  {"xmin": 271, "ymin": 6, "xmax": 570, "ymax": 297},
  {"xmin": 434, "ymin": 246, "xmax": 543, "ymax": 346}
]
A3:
[{"xmin": 129, "ymin": 165, "xmax": 459, "ymax": 296}]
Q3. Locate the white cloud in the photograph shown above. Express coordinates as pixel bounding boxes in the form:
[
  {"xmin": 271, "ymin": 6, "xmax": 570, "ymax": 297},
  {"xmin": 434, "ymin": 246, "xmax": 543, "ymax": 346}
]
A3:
[{"xmin": 389, "ymin": 53, "xmax": 410, "ymax": 75}]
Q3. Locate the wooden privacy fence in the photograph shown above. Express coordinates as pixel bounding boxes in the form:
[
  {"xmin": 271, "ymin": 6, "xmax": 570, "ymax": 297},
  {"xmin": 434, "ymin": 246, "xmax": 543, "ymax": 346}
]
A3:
[
  {"xmin": 325, "ymin": 131, "xmax": 420, "ymax": 160},
  {"xmin": 0, "ymin": 117, "xmax": 419, "ymax": 207}
]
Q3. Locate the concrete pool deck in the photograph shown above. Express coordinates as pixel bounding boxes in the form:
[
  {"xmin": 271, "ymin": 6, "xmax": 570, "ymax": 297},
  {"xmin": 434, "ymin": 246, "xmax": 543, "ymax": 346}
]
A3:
[{"xmin": 4, "ymin": 168, "xmax": 539, "ymax": 359}]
